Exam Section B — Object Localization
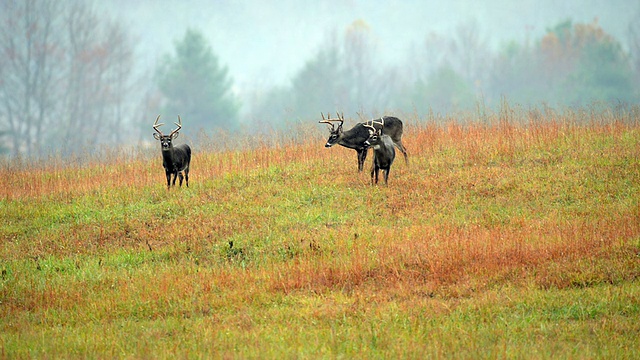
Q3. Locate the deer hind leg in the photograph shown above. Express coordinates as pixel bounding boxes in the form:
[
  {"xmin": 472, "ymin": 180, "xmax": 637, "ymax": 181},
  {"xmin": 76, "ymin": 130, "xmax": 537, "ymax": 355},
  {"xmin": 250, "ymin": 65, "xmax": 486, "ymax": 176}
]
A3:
[
  {"xmin": 184, "ymin": 167, "xmax": 189, "ymax": 187},
  {"xmin": 394, "ymin": 141, "xmax": 409, "ymax": 165}
]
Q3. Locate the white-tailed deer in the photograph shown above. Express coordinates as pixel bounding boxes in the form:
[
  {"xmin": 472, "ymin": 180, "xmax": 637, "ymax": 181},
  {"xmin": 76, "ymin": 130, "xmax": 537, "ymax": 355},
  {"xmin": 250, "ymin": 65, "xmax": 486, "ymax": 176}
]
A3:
[
  {"xmin": 153, "ymin": 115, "xmax": 191, "ymax": 189},
  {"xmin": 319, "ymin": 112, "xmax": 407, "ymax": 172},
  {"xmin": 364, "ymin": 124, "xmax": 396, "ymax": 185}
]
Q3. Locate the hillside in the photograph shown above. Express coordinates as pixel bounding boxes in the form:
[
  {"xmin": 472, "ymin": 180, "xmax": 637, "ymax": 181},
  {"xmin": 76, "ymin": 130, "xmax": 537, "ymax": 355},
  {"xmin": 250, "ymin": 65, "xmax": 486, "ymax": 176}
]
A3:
[{"xmin": 1, "ymin": 105, "xmax": 639, "ymax": 358}]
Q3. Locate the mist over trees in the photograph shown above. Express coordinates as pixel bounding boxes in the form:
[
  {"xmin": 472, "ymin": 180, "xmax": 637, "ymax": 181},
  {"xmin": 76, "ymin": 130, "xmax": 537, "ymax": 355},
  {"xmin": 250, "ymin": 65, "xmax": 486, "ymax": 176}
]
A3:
[
  {"xmin": 248, "ymin": 21, "xmax": 398, "ymax": 126},
  {"xmin": 489, "ymin": 19, "xmax": 637, "ymax": 106},
  {"xmin": 0, "ymin": 0, "xmax": 135, "ymax": 157},
  {"xmin": 156, "ymin": 29, "xmax": 240, "ymax": 134},
  {"xmin": 1, "ymin": 1, "xmax": 639, "ymax": 157},
  {"xmin": 249, "ymin": 17, "xmax": 639, "ymax": 128}
]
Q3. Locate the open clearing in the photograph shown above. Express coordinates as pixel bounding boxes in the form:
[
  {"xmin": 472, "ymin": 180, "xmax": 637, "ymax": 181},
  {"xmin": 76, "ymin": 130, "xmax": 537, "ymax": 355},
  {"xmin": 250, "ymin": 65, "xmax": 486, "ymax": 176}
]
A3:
[{"xmin": 1, "ymin": 105, "xmax": 639, "ymax": 358}]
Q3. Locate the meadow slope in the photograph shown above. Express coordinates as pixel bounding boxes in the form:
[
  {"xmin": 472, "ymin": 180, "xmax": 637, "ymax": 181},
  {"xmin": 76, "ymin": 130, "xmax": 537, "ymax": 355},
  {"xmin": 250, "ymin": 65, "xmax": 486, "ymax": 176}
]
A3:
[{"xmin": 1, "ymin": 105, "xmax": 639, "ymax": 358}]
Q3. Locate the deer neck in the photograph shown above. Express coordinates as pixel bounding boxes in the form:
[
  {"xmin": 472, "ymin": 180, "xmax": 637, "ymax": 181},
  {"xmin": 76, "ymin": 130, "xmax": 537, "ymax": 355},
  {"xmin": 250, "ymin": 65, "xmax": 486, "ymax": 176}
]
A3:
[
  {"xmin": 161, "ymin": 147, "xmax": 177, "ymax": 167},
  {"xmin": 338, "ymin": 128, "xmax": 367, "ymax": 149}
]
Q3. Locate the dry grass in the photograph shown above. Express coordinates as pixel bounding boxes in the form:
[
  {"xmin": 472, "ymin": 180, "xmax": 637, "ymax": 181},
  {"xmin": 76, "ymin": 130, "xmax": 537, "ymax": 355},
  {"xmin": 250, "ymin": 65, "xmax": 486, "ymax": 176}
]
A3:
[{"xmin": 1, "ymin": 103, "xmax": 639, "ymax": 358}]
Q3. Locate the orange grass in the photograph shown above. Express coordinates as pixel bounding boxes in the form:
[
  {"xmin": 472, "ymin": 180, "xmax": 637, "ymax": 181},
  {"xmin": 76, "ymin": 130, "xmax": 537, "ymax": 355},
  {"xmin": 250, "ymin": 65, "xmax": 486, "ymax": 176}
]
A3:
[{"xmin": 1, "ymin": 104, "xmax": 639, "ymax": 357}]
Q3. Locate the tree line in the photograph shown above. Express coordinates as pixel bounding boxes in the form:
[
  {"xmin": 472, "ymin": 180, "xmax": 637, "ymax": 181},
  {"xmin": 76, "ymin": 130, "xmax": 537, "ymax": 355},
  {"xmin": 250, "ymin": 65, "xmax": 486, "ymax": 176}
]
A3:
[
  {"xmin": 250, "ymin": 17, "xmax": 640, "ymax": 128},
  {"xmin": 0, "ymin": 0, "xmax": 135, "ymax": 157},
  {"xmin": 1, "ymin": 1, "xmax": 639, "ymax": 157}
]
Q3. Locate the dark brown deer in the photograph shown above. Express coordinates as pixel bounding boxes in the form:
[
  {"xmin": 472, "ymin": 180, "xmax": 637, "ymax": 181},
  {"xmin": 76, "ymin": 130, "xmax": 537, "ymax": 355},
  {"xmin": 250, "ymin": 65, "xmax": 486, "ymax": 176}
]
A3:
[
  {"xmin": 364, "ymin": 124, "xmax": 395, "ymax": 185},
  {"xmin": 319, "ymin": 112, "xmax": 407, "ymax": 172},
  {"xmin": 153, "ymin": 115, "xmax": 191, "ymax": 189}
]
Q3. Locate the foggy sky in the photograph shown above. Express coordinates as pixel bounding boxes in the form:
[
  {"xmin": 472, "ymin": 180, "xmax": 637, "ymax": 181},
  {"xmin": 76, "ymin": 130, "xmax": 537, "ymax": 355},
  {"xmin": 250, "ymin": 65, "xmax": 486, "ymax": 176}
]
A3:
[{"xmin": 103, "ymin": 0, "xmax": 635, "ymax": 92}]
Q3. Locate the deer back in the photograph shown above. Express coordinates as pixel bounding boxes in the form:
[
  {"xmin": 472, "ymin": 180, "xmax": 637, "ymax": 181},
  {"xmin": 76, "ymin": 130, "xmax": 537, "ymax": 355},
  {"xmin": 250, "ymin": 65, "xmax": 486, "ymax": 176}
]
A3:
[{"xmin": 373, "ymin": 116, "xmax": 404, "ymax": 144}]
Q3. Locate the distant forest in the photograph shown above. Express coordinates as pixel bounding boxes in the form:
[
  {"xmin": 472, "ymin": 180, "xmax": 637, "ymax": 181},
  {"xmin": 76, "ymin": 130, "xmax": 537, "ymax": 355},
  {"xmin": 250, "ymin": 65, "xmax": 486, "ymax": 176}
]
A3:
[
  {"xmin": 248, "ymin": 18, "xmax": 640, "ymax": 126},
  {"xmin": 1, "ymin": 1, "xmax": 639, "ymax": 156}
]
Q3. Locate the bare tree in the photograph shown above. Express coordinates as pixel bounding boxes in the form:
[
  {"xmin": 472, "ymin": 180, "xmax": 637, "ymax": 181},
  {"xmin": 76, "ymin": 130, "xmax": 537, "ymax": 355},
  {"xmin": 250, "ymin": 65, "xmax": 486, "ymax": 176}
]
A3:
[
  {"xmin": 0, "ymin": 0, "xmax": 62, "ymax": 157},
  {"xmin": 453, "ymin": 19, "xmax": 490, "ymax": 92},
  {"xmin": 343, "ymin": 19, "xmax": 383, "ymax": 113},
  {"xmin": 61, "ymin": 2, "xmax": 134, "ymax": 153},
  {"xmin": 0, "ymin": 0, "xmax": 135, "ymax": 158},
  {"xmin": 104, "ymin": 23, "xmax": 134, "ymax": 145}
]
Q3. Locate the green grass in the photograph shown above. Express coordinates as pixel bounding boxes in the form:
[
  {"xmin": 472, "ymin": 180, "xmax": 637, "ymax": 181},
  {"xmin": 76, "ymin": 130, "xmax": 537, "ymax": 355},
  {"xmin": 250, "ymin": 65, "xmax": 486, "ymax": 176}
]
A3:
[{"xmin": 1, "ymin": 106, "xmax": 639, "ymax": 358}]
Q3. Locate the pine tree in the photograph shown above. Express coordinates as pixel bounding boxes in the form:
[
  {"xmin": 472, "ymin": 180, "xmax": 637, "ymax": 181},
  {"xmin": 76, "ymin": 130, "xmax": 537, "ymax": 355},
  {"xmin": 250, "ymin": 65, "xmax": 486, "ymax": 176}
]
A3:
[{"xmin": 156, "ymin": 29, "xmax": 240, "ymax": 133}]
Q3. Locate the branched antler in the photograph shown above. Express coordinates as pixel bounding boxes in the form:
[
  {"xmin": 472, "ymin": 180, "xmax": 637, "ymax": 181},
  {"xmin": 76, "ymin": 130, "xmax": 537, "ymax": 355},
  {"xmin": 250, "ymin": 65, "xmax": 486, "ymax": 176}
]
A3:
[
  {"xmin": 363, "ymin": 124, "xmax": 376, "ymax": 134},
  {"xmin": 153, "ymin": 115, "xmax": 165, "ymax": 136},
  {"xmin": 170, "ymin": 115, "xmax": 182, "ymax": 137},
  {"xmin": 153, "ymin": 115, "xmax": 182, "ymax": 137},
  {"xmin": 319, "ymin": 112, "xmax": 344, "ymax": 131}
]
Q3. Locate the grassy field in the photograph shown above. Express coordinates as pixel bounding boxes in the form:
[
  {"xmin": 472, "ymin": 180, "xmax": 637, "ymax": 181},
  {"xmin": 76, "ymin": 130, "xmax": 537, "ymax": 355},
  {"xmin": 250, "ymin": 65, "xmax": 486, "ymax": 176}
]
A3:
[{"xmin": 1, "ymin": 104, "xmax": 639, "ymax": 358}]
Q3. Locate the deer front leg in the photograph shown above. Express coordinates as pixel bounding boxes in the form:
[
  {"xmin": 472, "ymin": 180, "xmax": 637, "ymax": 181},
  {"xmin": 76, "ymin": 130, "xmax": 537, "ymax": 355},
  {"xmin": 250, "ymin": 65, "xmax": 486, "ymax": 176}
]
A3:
[
  {"xmin": 171, "ymin": 171, "xmax": 178, "ymax": 187},
  {"xmin": 373, "ymin": 165, "xmax": 380, "ymax": 184},
  {"xmin": 165, "ymin": 170, "xmax": 172, "ymax": 189},
  {"xmin": 357, "ymin": 149, "xmax": 368, "ymax": 172}
]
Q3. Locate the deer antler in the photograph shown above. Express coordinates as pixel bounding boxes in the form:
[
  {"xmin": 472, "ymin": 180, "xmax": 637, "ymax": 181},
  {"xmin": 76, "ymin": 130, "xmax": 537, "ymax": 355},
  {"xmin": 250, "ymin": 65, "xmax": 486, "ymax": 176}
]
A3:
[
  {"xmin": 170, "ymin": 115, "xmax": 182, "ymax": 137},
  {"xmin": 319, "ymin": 120, "xmax": 335, "ymax": 131},
  {"xmin": 319, "ymin": 112, "xmax": 344, "ymax": 131},
  {"xmin": 320, "ymin": 112, "xmax": 344, "ymax": 126},
  {"xmin": 153, "ymin": 115, "xmax": 165, "ymax": 136},
  {"xmin": 363, "ymin": 124, "xmax": 376, "ymax": 135}
]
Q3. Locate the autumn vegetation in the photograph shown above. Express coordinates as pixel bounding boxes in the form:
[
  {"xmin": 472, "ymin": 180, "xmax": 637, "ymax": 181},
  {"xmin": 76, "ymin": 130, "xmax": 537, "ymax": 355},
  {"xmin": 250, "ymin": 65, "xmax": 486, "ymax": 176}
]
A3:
[{"xmin": 1, "ymin": 103, "xmax": 638, "ymax": 358}]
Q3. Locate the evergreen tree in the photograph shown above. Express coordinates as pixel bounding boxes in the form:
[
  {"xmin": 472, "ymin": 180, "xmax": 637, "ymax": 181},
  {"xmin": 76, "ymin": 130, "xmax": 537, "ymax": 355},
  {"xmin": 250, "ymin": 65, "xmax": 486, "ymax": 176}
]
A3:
[{"xmin": 156, "ymin": 29, "xmax": 239, "ymax": 133}]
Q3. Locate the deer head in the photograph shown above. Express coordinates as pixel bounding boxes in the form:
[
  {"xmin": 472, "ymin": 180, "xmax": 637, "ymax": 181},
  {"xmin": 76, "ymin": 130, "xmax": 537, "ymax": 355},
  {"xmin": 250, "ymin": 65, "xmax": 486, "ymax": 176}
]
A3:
[
  {"xmin": 153, "ymin": 115, "xmax": 182, "ymax": 150},
  {"xmin": 319, "ymin": 112, "xmax": 345, "ymax": 147},
  {"xmin": 363, "ymin": 124, "xmax": 382, "ymax": 148}
]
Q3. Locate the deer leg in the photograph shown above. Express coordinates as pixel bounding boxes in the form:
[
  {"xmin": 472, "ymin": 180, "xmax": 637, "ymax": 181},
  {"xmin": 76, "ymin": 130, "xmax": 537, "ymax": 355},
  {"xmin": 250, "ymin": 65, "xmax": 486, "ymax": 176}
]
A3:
[
  {"xmin": 357, "ymin": 149, "xmax": 370, "ymax": 172},
  {"xmin": 178, "ymin": 172, "xmax": 184, "ymax": 187},
  {"xmin": 394, "ymin": 141, "xmax": 409, "ymax": 165},
  {"xmin": 384, "ymin": 168, "xmax": 390, "ymax": 185},
  {"xmin": 370, "ymin": 164, "xmax": 375, "ymax": 185},
  {"xmin": 185, "ymin": 167, "xmax": 189, "ymax": 187},
  {"xmin": 360, "ymin": 149, "xmax": 368, "ymax": 171},
  {"xmin": 171, "ymin": 172, "xmax": 178, "ymax": 187},
  {"xmin": 165, "ymin": 171, "xmax": 171, "ymax": 189}
]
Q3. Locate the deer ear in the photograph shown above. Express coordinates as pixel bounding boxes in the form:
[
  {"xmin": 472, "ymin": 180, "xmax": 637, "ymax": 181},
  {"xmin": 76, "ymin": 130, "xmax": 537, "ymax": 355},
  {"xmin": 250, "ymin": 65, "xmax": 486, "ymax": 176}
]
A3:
[
  {"xmin": 153, "ymin": 133, "xmax": 161, "ymax": 140},
  {"xmin": 172, "ymin": 132, "xmax": 179, "ymax": 139}
]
